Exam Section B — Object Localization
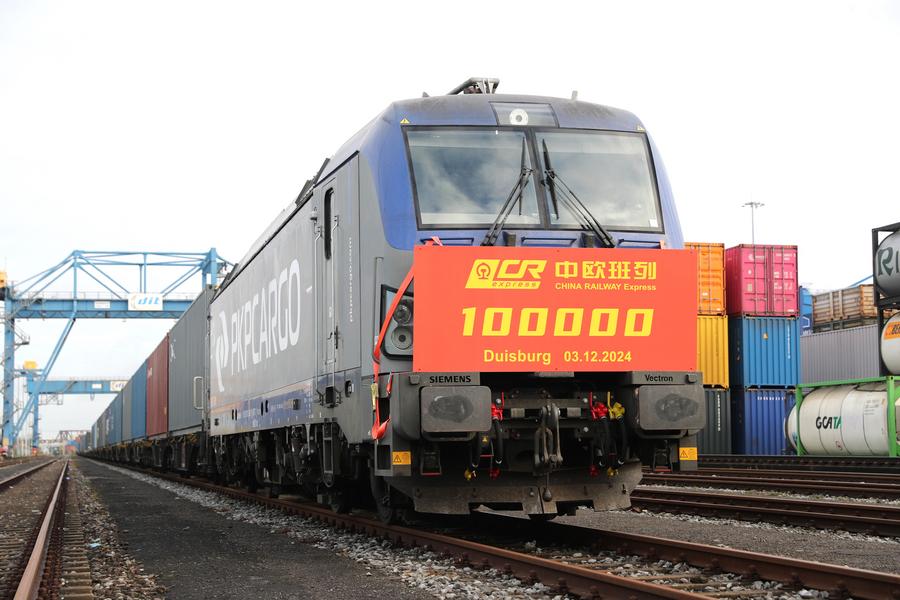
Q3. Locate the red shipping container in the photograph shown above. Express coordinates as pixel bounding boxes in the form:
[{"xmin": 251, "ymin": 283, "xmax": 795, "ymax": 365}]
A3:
[
  {"xmin": 146, "ymin": 334, "xmax": 169, "ymax": 436},
  {"xmin": 725, "ymin": 244, "xmax": 798, "ymax": 316}
]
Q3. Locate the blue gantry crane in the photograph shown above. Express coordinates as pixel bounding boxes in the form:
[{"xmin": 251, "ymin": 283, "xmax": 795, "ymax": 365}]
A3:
[
  {"xmin": 19, "ymin": 367, "xmax": 127, "ymax": 400},
  {"xmin": 1, "ymin": 250, "xmax": 230, "ymax": 452}
]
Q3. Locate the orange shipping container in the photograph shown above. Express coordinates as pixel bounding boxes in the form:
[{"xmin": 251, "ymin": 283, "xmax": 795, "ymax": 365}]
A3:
[
  {"xmin": 685, "ymin": 242, "xmax": 726, "ymax": 315},
  {"xmin": 697, "ymin": 315, "xmax": 729, "ymax": 388}
]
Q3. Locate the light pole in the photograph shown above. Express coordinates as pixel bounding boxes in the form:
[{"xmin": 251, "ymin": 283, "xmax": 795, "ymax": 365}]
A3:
[{"xmin": 742, "ymin": 201, "xmax": 765, "ymax": 245}]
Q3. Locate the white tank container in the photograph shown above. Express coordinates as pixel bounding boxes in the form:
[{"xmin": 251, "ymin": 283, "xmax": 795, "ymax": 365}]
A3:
[
  {"xmin": 785, "ymin": 384, "xmax": 900, "ymax": 455},
  {"xmin": 875, "ymin": 230, "xmax": 900, "ymax": 298},
  {"xmin": 881, "ymin": 313, "xmax": 900, "ymax": 375}
]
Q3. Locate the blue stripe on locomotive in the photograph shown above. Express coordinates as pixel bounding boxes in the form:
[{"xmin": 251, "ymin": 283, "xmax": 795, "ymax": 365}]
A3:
[{"xmin": 320, "ymin": 94, "xmax": 684, "ymax": 250}]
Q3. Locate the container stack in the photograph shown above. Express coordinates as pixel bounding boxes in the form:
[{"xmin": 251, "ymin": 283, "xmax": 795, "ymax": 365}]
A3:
[
  {"xmin": 801, "ymin": 284, "xmax": 888, "ymax": 382},
  {"xmin": 725, "ymin": 244, "xmax": 799, "ymax": 455},
  {"xmin": 812, "ymin": 284, "xmax": 879, "ymax": 332},
  {"xmin": 799, "ymin": 287, "xmax": 812, "ymax": 334},
  {"xmin": 685, "ymin": 243, "xmax": 731, "ymax": 455}
]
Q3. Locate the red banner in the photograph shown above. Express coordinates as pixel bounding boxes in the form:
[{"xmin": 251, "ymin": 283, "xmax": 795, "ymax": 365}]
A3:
[{"xmin": 413, "ymin": 246, "xmax": 697, "ymax": 372}]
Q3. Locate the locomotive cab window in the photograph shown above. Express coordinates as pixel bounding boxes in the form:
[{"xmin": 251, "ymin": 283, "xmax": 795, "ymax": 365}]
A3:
[
  {"xmin": 406, "ymin": 128, "xmax": 541, "ymax": 228},
  {"xmin": 324, "ymin": 188, "xmax": 333, "ymax": 260},
  {"xmin": 538, "ymin": 130, "xmax": 663, "ymax": 233}
]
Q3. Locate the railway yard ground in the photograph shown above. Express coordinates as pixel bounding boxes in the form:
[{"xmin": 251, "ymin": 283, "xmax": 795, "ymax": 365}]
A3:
[{"xmin": 15, "ymin": 456, "xmax": 894, "ymax": 599}]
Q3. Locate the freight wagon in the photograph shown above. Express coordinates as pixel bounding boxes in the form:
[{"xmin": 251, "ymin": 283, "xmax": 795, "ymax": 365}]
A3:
[{"xmin": 87, "ymin": 78, "xmax": 705, "ymax": 520}]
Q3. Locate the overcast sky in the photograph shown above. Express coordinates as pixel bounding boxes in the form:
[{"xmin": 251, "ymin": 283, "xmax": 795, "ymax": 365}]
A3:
[{"xmin": 2, "ymin": 1, "xmax": 898, "ymax": 440}]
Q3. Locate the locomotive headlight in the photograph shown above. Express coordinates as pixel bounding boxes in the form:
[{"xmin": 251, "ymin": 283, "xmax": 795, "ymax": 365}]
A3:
[
  {"xmin": 382, "ymin": 292, "xmax": 413, "ymax": 357},
  {"xmin": 393, "ymin": 298, "xmax": 413, "ymax": 325},
  {"xmin": 508, "ymin": 108, "xmax": 529, "ymax": 126},
  {"xmin": 391, "ymin": 326, "xmax": 413, "ymax": 350}
]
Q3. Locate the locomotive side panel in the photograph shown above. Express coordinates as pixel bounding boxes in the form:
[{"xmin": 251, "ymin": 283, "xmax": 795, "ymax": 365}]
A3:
[
  {"xmin": 209, "ymin": 197, "xmax": 318, "ymax": 437},
  {"xmin": 209, "ymin": 157, "xmax": 365, "ymax": 441}
]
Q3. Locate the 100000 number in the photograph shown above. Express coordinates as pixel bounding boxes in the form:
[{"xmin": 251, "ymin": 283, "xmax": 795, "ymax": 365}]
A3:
[{"xmin": 461, "ymin": 307, "xmax": 654, "ymax": 337}]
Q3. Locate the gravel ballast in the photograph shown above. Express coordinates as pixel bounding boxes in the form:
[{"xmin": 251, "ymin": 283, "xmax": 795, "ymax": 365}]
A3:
[{"xmin": 556, "ymin": 507, "xmax": 900, "ymax": 575}]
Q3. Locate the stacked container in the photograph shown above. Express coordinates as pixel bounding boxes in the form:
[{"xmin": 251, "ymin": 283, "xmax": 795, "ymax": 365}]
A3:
[
  {"xmin": 800, "ymin": 287, "xmax": 813, "ymax": 334},
  {"xmin": 686, "ymin": 242, "xmax": 731, "ymax": 454},
  {"xmin": 726, "ymin": 244, "xmax": 799, "ymax": 455},
  {"xmin": 801, "ymin": 325, "xmax": 880, "ymax": 383},
  {"xmin": 812, "ymin": 284, "xmax": 879, "ymax": 332}
]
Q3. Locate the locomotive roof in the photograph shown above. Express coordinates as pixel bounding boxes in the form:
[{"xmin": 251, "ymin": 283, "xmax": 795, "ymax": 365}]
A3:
[
  {"xmin": 217, "ymin": 92, "xmax": 673, "ymax": 294},
  {"xmin": 319, "ymin": 93, "xmax": 645, "ymax": 183}
]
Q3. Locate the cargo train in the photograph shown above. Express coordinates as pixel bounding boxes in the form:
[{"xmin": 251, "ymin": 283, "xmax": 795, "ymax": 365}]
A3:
[{"xmin": 84, "ymin": 78, "xmax": 705, "ymax": 521}]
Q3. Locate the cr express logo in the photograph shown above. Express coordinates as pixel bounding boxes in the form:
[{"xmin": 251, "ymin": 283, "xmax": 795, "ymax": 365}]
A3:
[
  {"xmin": 464, "ymin": 259, "xmax": 546, "ymax": 290},
  {"xmin": 214, "ymin": 259, "xmax": 302, "ymax": 393}
]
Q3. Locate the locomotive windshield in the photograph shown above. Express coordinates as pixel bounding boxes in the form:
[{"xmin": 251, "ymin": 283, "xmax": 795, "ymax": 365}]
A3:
[
  {"xmin": 407, "ymin": 129, "xmax": 542, "ymax": 227},
  {"xmin": 538, "ymin": 131, "xmax": 662, "ymax": 232},
  {"xmin": 406, "ymin": 127, "xmax": 662, "ymax": 232}
]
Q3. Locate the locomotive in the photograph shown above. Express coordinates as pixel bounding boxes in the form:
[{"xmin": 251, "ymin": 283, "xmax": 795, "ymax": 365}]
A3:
[{"xmin": 86, "ymin": 78, "xmax": 704, "ymax": 521}]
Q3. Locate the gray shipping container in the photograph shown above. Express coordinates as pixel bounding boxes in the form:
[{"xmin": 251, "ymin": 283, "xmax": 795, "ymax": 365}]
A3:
[
  {"xmin": 800, "ymin": 324, "xmax": 880, "ymax": 383},
  {"xmin": 122, "ymin": 379, "xmax": 133, "ymax": 441},
  {"xmin": 168, "ymin": 288, "xmax": 213, "ymax": 434},
  {"xmin": 698, "ymin": 388, "xmax": 731, "ymax": 455}
]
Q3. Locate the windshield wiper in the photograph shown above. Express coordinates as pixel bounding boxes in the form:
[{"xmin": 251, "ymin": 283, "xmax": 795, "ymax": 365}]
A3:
[
  {"xmin": 482, "ymin": 138, "xmax": 533, "ymax": 246},
  {"xmin": 542, "ymin": 140, "xmax": 616, "ymax": 248}
]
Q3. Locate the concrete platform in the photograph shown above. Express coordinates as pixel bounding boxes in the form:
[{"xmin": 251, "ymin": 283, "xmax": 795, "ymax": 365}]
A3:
[{"xmin": 76, "ymin": 458, "xmax": 431, "ymax": 599}]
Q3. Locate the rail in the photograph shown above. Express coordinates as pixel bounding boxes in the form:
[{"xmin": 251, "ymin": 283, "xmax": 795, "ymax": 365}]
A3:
[
  {"xmin": 642, "ymin": 471, "xmax": 900, "ymax": 499},
  {"xmin": 13, "ymin": 459, "xmax": 68, "ymax": 600},
  {"xmin": 632, "ymin": 487, "xmax": 900, "ymax": 537},
  {"xmin": 700, "ymin": 453, "xmax": 900, "ymax": 474},
  {"xmin": 0, "ymin": 459, "xmax": 56, "ymax": 490}
]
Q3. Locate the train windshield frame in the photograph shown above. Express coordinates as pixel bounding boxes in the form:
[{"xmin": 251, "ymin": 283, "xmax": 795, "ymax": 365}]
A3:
[
  {"xmin": 404, "ymin": 125, "xmax": 664, "ymax": 233},
  {"xmin": 404, "ymin": 127, "xmax": 543, "ymax": 229}
]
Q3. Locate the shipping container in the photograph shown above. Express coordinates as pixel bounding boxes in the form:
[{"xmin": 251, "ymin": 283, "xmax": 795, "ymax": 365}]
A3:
[
  {"xmin": 131, "ymin": 362, "xmax": 147, "ymax": 439},
  {"xmin": 699, "ymin": 387, "xmax": 731, "ymax": 454},
  {"xmin": 813, "ymin": 284, "xmax": 877, "ymax": 326},
  {"xmin": 168, "ymin": 289, "xmax": 212, "ymax": 434},
  {"xmin": 800, "ymin": 287, "xmax": 812, "ymax": 334},
  {"xmin": 697, "ymin": 315, "xmax": 729, "ymax": 388},
  {"xmin": 91, "ymin": 423, "xmax": 97, "ymax": 451},
  {"xmin": 122, "ymin": 378, "xmax": 133, "ymax": 441},
  {"xmin": 146, "ymin": 335, "xmax": 169, "ymax": 437},
  {"xmin": 725, "ymin": 244, "xmax": 798, "ymax": 317},
  {"xmin": 801, "ymin": 325, "xmax": 880, "ymax": 383},
  {"xmin": 97, "ymin": 406, "xmax": 108, "ymax": 448},
  {"xmin": 731, "ymin": 387, "xmax": 795, "ymax": 455},
  {"xmin": 685, "ymin": 242, "xmax": 726, "ymax": 315},
  {"xmin": 729, "ymin": 316, "xmax": 800, "ymax": 387},
  {"xmin": 108, "ymin": 393, "xmax": 123, "ymax": 445}
]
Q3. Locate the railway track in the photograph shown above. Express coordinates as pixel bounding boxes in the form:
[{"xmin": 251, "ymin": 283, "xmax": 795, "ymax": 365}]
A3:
[
  {"xmin": 0, "ymin": 458, "xmax": 92, "ymax": 600},
  {"xmin": 685, "ymin": 467, "xmax": 900, "ymax": 486},
  {"xmin": 700, "ymin": 454, "xmax": 900, "ymax": 474},
  {"xmin": 642, "ymin": 471, "xmax": 900, "ymax": 500},
  {"xmin": 632, "ymin": 487, "xmax": 900, "ymax": 537},
  {"xmin": 90, "ymin": 458, "xmax": 900, "ymax": 599}
]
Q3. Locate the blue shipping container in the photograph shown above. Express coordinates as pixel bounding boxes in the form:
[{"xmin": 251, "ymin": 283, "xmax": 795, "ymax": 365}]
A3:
[
  {"xmin": 108, "ymin": 393, "xmax": 123, "ymax": 445},
  {"xmin": 131, "ymin": 362, "xmax": 147, "ymax": 440},
  {"xmin": 731, "ymin": 388, "xmax": 795, "ymax": 455},
  {"xmin": 729, "ymin": 317, "xmax": 800, "ymax": 387},
  {"xmin": 800, "ymin": 287, "xmax": 812, "ymax": 334}
]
